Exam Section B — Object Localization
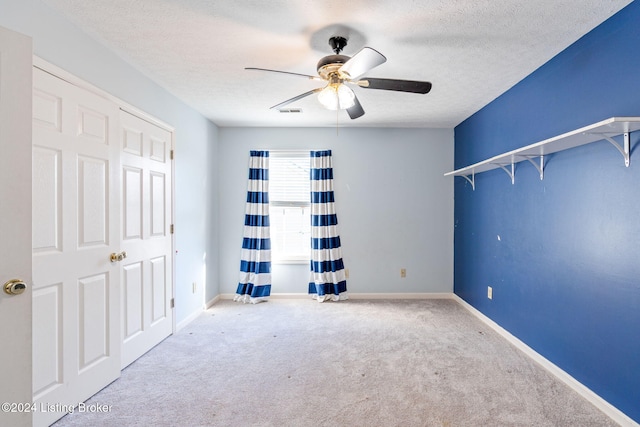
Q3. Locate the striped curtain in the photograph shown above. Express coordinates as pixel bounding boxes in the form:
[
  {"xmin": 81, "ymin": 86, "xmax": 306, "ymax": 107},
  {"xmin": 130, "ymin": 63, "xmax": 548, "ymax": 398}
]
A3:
[
  {"xmin": 309, "ymin": 150, "xmax": 348, "ymax": 302},
  {"xmin": 235, "ymin": 151, "xmax": 271, "ymax": 303}
]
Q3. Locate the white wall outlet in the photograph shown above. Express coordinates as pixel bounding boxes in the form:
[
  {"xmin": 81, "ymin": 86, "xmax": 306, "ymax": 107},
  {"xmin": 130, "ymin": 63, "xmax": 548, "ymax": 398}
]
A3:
[
  {"xmin": 345, "ymin": 269, "xmax": 350, "ymax": 279},
  {"xmin": 192, "ymin": 282, "xmax": 197, "ymax": 293},
  {"xmin": 487, "ymin": 286, "xmax": 493, "ymax": 299},
  {"xmin": 400, "ymin": 268, "xmax": 407, "ymax": 278}
]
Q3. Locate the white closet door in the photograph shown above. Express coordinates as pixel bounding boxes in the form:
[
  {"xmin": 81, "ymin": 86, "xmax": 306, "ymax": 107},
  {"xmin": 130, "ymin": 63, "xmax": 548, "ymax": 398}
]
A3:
[
  {"xmin": 0, "ymin": 25, "xmax": 33, "ymax": 427},
  {"xmin": 120, "ymin": 110, "xmax": 174, "ymax": 368},
  {"xmin": 32, "ymin": 67, "xmax": 121, "ymax": 427}
]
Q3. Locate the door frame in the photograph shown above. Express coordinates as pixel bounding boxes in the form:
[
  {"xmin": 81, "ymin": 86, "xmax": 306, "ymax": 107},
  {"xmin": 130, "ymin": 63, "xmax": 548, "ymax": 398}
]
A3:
[
  {"xmin": 33, "ymin": 56, "xmax": 177, "ymax": 331},
  {"xmin": 0, "ymin": 24, "xmax": 33, "ymax": 427}
]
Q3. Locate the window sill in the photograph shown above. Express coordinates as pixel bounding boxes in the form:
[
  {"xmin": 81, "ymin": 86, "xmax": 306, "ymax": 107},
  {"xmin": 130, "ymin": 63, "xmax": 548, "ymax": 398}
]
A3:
[{"xmin": 272, "ymin": 258, "xmax": 309, "ymax": 265}]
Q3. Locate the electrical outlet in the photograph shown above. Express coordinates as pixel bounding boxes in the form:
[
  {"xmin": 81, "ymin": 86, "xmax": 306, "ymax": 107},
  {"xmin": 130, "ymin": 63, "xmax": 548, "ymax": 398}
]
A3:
[
  {"xmin": 487, "ymin": 286, "xmax": 493, "ymax": 300},
  {"xmin": 400, "ymin": 268, "xmax": 406, "ymax": 278},
  {"xmin": 192, "ymin": 282, "xmax": 197, "ymax": 293},
  {"xmin": 345, "ymin": 269, "xmax": 349, "ymax": 279}
]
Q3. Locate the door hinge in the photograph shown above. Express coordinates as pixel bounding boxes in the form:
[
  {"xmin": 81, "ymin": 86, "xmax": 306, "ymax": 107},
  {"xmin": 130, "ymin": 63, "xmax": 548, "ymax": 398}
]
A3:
[
  {"xmin": 170, "ymin": 298, "xmax": 175, "ymax": 309},
  {"xmin": 170, "ymin": 224, "xmax": 174, "ymax": 234},
  {"xmin": 170, "ymin": 149, "xmax": 174, "ymax": 160}
]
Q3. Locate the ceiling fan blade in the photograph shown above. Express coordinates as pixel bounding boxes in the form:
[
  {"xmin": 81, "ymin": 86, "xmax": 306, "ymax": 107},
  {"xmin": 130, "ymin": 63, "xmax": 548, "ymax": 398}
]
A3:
[
  {"xmin": 269, "ymin": 88, "xmax": 322, "ymax": 110},
  {"xmin": 339, "ymin": 47, "xmax": 386, "ymax": 80},
  {"xmin": 347, "ymin": 94, "xmax": 365, "ymax": 120},
  {"xmin": 245, "ymin": 67, "xmax": 322, "ymax": 81},
  {"xmin": 359, "ymin": 78, "xmax": 432, "ymax": 94}
]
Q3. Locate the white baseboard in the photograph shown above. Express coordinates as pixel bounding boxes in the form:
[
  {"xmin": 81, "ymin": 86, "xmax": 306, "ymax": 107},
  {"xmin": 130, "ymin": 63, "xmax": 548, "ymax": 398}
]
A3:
[
  {"xmin": 176, "ymin": 297, "xmax": 223, "ymax": 331},
  {"xmin": 349, "ymin": 292, "xmax": 452, "ymax": 299},
  {"xmin": 175, "ymin": 307, "xmax": 203, "ymax": 332},
  {"xmin": 216, "ymin": 292, "xmax": 453, "ymax": 301},
  {"xmin": 452, "ymin": 294, "xmax": 637, "ymax": 427},
  {"xmin": 270, "ymin": 293, "xmax": 312, "ymax": 299},
  {"xmin": 205, "ymin": 294, "xmax": 222, "ymax": 309}
]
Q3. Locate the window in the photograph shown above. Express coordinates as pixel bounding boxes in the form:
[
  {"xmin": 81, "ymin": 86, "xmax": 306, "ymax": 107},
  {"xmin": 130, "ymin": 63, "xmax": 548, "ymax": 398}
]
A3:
[{"xmin": 269, "ymin": 152, "xmax": 310, "ymax": 263}]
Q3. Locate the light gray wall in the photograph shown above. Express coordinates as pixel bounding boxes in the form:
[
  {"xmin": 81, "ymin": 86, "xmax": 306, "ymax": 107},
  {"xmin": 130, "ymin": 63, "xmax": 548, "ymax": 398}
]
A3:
[
  {"xmin": 219, "ymin": 127, "xmax": 454, "ymax": 296},
  {"xmin": 0, "ymin": 0, "xmax": 220, "ymax": 325}
]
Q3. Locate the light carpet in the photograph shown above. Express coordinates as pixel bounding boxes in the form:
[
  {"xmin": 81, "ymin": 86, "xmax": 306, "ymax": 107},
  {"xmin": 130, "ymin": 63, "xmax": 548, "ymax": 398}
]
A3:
[{"xmin": 54, "ymin": 298, "xmax": 617, "ymax": 426}]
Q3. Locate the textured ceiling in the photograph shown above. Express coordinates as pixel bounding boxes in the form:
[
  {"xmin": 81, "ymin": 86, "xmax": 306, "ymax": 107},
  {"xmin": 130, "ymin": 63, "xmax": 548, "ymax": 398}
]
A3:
[{"xmin": 43, "ymin": 0, "xmax": 632, "ymax": 128}]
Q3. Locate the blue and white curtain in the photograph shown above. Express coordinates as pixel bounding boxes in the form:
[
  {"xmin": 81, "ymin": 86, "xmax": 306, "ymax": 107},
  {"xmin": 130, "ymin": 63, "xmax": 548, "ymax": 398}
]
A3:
[
  {"xmin": 235, "ymin": 151, "xmax": 271, "ymax": 303},
  {"xmin": 309, "ymin": 150, "xmax": 348, "ymax": 302}
]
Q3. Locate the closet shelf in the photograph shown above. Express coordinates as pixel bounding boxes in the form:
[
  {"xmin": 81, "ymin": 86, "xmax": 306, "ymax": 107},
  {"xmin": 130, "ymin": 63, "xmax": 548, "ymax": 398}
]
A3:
[{"xmin": 445, "ymin": 117, "xmax": 640, "ymax": 190}]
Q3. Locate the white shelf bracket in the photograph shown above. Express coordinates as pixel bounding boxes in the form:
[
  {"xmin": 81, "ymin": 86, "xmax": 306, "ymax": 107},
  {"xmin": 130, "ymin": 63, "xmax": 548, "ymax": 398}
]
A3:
[
  {"xmin": 460, "ymin": 171, "xmax": 475, "ymax": 191},
  {"xmin": 600, "ymin": 133, "xmax": 630, "ymax": 167},
  {"xmin": 492, "ymin": 162, "xmax": 515, "ymax": 184},
  {"xmin": 520, "ymin": 155, "xmax": 545, "ymax": 180}
]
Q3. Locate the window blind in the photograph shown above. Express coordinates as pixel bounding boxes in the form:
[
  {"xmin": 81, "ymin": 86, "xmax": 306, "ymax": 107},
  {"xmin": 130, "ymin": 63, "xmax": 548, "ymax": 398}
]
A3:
[
  {"xmin": 269, "ymin": 155, "xmax": 310, "ymax": 205},
  {"xmin": 269, "ymin": 153, "xmax": 310, "ymax": 262}
]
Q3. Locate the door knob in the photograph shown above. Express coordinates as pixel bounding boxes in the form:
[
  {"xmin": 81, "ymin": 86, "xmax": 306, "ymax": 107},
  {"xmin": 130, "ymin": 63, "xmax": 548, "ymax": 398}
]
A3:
[
  {"xmin": 4, "ymin": 279, "xmax": 27, "ymax": 295},
  {"xmin": 109, "ymin": 251, "xmax": 127, "ymax": 263}
]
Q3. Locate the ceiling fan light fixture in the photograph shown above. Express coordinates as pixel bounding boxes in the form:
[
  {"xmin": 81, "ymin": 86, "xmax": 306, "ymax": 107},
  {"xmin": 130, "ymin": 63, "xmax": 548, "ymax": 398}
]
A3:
[{"xmin": 317, "ymin": 83, "xmax": 355, "ymax": 110}]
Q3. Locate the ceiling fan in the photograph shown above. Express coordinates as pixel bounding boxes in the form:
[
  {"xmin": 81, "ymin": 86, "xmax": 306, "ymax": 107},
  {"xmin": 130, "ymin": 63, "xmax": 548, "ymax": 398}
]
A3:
[{"xmin": 246, "ymin": 36, "xmax": 432, "ymax": 119}]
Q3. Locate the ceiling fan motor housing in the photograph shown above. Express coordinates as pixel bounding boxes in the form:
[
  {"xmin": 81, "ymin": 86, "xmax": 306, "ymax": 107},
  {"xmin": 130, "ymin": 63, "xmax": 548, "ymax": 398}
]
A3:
[{"xmin": 317, "ymin": 54, "xmax": 350, "ymax": 80}]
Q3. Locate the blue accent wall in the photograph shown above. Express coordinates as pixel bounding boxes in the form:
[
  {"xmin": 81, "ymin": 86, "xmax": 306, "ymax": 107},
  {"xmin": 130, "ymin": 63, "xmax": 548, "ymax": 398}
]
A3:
[{"xmin": 454, "ymin": 2, "xmax": 640, "ymax": 422}]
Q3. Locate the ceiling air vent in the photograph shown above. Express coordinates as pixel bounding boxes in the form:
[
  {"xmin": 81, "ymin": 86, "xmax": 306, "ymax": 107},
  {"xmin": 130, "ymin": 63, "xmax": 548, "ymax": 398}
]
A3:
[{"xmin": 278, "ymin": 108, "xmax": 302, "ymax": 113}]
